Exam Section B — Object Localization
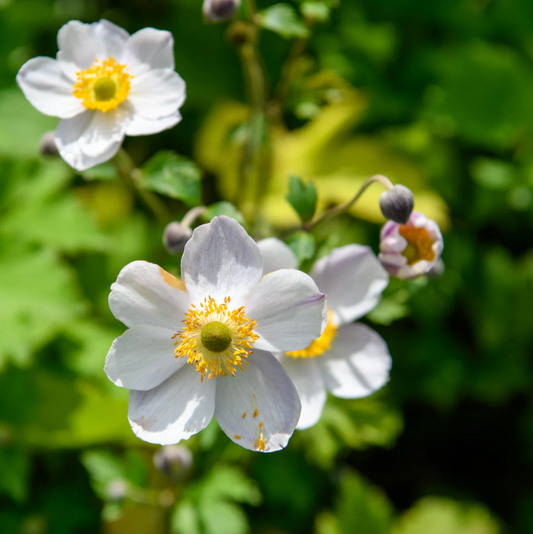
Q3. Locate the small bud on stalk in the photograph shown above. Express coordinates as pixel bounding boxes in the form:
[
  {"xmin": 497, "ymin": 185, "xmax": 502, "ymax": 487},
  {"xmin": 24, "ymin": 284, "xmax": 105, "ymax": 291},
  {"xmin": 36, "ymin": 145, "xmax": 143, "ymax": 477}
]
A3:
[
  {"xmin": 163, "ymin": 222, "xmax": 192, "ymax": 254},
  {"xmin": 39, "ymin": 131, "xmax": 59, "ymax": 157},
  {"xmin": 153, "ymin": 445, "xmax": 193, "ymax": 480},
  {"xmin": 379, "ymin": 184, "xmax": 415, "ymax": 224},
  {"xmin": 107, "ymin": 479, "xmax": 129, "ymax": 502},
  {"xmin": 203, "ymin": 0, "xmax": 241, "ymax": 21}
]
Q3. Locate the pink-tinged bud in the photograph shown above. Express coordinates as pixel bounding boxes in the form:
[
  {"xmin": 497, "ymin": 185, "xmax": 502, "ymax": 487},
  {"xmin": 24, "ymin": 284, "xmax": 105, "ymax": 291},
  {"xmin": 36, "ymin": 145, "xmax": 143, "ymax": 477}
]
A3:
[
  {"xmin": 379, "ymin": 211, "xmax": 443, "ymax": 280},
  {"xmin": 203, "ymin": 0, "xmax": 241, "ymax": 21},
  {"xmin": 153, "ymin": 445, "xmax": 193, "ymax": 480},
  {"xmin": 39, "ymin": 131, "xmax": 59, "ymax": 157}
]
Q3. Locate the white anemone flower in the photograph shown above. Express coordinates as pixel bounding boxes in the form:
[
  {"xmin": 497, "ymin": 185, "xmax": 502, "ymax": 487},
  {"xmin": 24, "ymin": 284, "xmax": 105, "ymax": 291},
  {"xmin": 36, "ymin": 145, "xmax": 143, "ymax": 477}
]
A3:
[
  {"xmin": 379, "ymin": 211, "xmax": 443, "ymax": 280},
  {"xmin": 258, "ymin": 239, "xmax": 392, "ymax": 430},
  {"xmin": 105, "ymin": 217, "xmax": 327, "ymax": 452},
  {"xmin": 17, "ymin": 19, "xmax": 185, "ymax": 171}
]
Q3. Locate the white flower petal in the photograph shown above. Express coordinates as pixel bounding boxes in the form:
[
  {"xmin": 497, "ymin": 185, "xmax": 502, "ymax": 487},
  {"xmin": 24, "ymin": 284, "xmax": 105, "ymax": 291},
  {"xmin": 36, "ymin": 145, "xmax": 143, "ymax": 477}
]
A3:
[
  {"xmin": 55, "ymin": 106, "xmax": 130, "ymax": 171},
  {"xmin": 128, "ymin": 364, "xmax": 216, "ymax": 445},
  {"xmin": 182, "ymin": 216, "xmax": 263, "ymax": 304},
  {"xmin": 257, "ymin": 237, "xmax": 297, "ymax": 274},
  {"xmin": 319, "ymin": 323, "xmax": 391, "ymax": 398},
  {"xmin": 128, "ymin": 69, "xmax": 186, "ymax": 119},
  {"xmin": 122, "ymin": 28, "xmax": 175, "ymax": 76},
  {"xmin": 215, "ymin": 349, "xmax": 300, "ymax": 452},
  {"xmin": 311, "ymin": 245, "xmax": 388, "ymax": 325},
  {"xmin": 105, "ymin": 325, "xmax": 187, "ymax": 391},
  {"xmin": 246, "ymin": 269, "xmax": 327, "ymax": 353},
  {"xmin": 126, "ymin": 111, "xmax": 182, "ymax": 136},
  {"xmin": 279, "ymin": 355, "xmax": 326, "ymax": 430},
  {"xmin": 109, "ymin": 260, "xmax": 190, "ymax": 330},
  {"xmin": 16, "ymin": 57, "xmax": 82, "ymax": 118},
  {"xmin": 57, "ymin": 19, "xmax": 130, "ymax": 79}
]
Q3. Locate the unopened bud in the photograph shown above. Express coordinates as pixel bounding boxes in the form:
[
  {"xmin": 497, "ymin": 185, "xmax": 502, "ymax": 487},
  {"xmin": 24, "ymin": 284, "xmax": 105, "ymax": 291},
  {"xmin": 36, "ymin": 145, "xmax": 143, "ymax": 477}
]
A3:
[
  {"xmin": 163, "ymin": 222, "xmax": 192, "ymax": 254},
  {"xmin": 203, "ymin": 0, "xmax": 241, "ymax": 21},
  {"xmin": 153, "ymin": 445, "xmax": 193, "ymax": 480},
  {"xmin": 107, "ymin": 479, "xmax": 129, "ymax": 502},
  {"xmin": 379, "ymin": 185, "xmax": 415, "ymax": 224},
  {"xmin": 426, "ymin": 258, "xmax": 445, "ymax": 279},
  {"xmin": 39, "ymin": 131, "xmax": 59, "ymax": 157}
]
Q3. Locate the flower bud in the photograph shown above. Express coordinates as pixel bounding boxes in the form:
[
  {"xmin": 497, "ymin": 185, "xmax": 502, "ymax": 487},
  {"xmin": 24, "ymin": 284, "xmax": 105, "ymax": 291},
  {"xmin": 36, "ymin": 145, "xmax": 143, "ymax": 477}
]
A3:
[
  {"xmin": 163, "ymin": 222, "xmax": 192, "ymax": 254},
  {"xmin": 107, "ymin": 479, "xmax": 129, "ymax": 502},
  {"xmin": 153, "ymin": 445, "xmax": 193, "ymax": 480},
  {"xmin": 379, "ymin": 185, "xmax": 414, "ymax": 225},
  {"xmin": 203, "ymin": 0, "xmax": 241, "ymax": 21},
  {"xmin": 39, "ymin": 131, "xmax": 59, "ymax": 157},
  {"xmin": 379, "ymin": 211, "xmax": 443, "ymax": 280}
]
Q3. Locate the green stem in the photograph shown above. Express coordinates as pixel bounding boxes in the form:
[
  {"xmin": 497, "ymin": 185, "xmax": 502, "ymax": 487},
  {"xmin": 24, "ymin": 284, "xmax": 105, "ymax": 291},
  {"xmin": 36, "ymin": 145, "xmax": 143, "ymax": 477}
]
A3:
[
  {"xmin": 303, "ymin": 174, "xmax": 394, "ymax": 231},
  {"xmin": 113, "ymin": 148, "xmax": 172, "ymax": 224}
]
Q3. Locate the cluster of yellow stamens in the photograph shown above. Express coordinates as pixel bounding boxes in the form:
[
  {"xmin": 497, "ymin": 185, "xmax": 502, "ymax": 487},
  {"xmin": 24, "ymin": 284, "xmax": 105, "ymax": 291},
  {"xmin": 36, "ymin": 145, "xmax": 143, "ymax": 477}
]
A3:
[
  {"xmin": 72, "ymin": 57, "xmax": 132, "ymax": 112},
  {"xmin": 286, "ymin": 308, "xmax": 337, "ymax": 359},
  {"xmin": 399, "ymin": 225, "xmax": 435, "ymax": 265},
  {"xmin": 173, "ymin": 296, "xmax": 259, "ymax": 382}
]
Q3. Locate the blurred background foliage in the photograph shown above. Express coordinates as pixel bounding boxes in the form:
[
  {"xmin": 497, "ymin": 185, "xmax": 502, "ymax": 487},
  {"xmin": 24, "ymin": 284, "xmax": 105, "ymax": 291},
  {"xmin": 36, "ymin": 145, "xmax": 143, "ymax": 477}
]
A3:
[{"xmin": 0, "ymin": 0, "xmax": 532, "ymax": 533}]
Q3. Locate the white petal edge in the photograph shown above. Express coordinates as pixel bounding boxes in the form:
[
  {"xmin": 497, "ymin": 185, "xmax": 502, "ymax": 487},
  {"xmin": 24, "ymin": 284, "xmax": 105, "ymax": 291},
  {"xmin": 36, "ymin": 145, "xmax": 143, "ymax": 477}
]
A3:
[
  {"xmin": 182, "ymin": 216, "xmax": 263, "ymax": 305},
  {"xmin": 279, "ymin": 355, "xmax": 326, "ymax": 430},
  {"xmin": 55, "ymin": 106, "xmax": 130, "ymax": 171},
  {"xmin": 105, "ymin": 325, "xmax": 187, "ymax": 391},
  {"xmin": 215, "ymin": 349, "xmax": 301, "ymax": 452},
  {"xmin": 121, "ymin": 28, "xmax": 175, "ymax": 76},
  {"xmin": 126, "ymin": 111, "xmax": 182, "ymax": 136},
  {"xmin": 319, "ymin": 323, "xmax": 392, "ymax": 399},
  {"xmin": 109, "ymin": 260, "xmax": 190, "ymax": 330},
  {"xmin": 311, "ymin": 245, "xmax": 389, "ymax": 325},
  {"xmin": 57, "ymin": 19, "xmax": 130, "ymax": 79},
  {"xmin": 128, "ymin": 364, "xmax": 216, "ymax": 445},
  {"xmin": 16, "ymin": 57, "xmax": 83, "ymax": 118},
  {"xmin": 246, "ymin": 269, "xmax": 327, "ymax": 353},
  {"xmin": 257, "ymin": 237, "xmax": 297, "ymax": 275},
  {"xmin": 128, "ymin": 69, "xmax": 186, "ymax": 119}
]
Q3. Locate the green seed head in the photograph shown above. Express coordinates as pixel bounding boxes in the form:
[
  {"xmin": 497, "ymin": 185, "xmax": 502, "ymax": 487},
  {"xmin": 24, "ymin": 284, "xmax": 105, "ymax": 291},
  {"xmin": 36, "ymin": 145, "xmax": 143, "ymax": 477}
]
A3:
[
  {"xmin": 93, "ymin": 77, "xmax": 117, "ymax": 101},
  {"xmin": 201, "ymin": 321, "xmax": 232, "ymax": 353}
]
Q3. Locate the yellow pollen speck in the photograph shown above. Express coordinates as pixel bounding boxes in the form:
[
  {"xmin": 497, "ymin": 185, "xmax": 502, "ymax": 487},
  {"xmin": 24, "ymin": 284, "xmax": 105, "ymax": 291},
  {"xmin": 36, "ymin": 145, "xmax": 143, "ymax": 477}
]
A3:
[
  {"xmin": 255, "ymin": 422, "xmax": 265, "ymax": 451},
  {"xmin": 73, "ymin": 57, "xmax": 132, "ymax": 112},
  {"xmin": 234, "ymin": 435, "xmax": 241, "ymax": 439},
  {"xmin": 173, "ymin": 296, "xmax": 259, "ymax": 382},
  {"xmin": 242, "ymin": 393, "xmax": 259, "ymax": 419},
  {"xmin": 286, "ymin": 308, "xmax": 337, "ymax": 359},
  {"xmin": 399, "ymin": 225, "xmax": 435, "ymax": 265},
  {"xmin": 159, "ymin": 267, "xmax": 186, "ymax": 291}
]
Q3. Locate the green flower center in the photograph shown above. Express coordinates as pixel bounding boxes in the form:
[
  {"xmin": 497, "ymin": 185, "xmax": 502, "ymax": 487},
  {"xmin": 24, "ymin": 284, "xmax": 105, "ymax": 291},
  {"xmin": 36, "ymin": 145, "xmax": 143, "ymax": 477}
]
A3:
[
  {"xmin": 93, "ymin": 77, "xmax": 117, "ymax": 101},
  {"xmin": 201, "ymin": 321, "xmax": 232, "ymax": 353}
]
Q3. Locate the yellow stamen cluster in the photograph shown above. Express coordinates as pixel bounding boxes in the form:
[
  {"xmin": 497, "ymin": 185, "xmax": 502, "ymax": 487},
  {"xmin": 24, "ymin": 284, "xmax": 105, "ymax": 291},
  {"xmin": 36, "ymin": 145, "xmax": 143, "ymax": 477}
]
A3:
[
  {"xmin": 173, "ymin": 296, "xmax": 259, "ymax": 382},
  {"xmin": 72, "ymin": 57, "xmax": 132, "ymax": 112},
  {"xmin": 399, "ymin": 225, "xmax": 436, "ymax": 265},
  {"xmin": 255, "ymin": 422, "xmax": 265, "ymax": 451},
  {"xmin": 286, "ymin": 308, "xmax": 337, "ymax": 359}
]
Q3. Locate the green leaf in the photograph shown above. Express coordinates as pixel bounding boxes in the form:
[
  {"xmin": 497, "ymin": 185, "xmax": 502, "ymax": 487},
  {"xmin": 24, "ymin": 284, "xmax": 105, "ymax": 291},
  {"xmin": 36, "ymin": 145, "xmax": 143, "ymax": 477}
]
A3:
[
  {"xmin": 81, "ymin": 450, "xmax": 126, "ymax": 498},
  {"xmin": 286, "ymin": 175, "xmax": 317, "ymax": 223},
  {"xmin": 391, "ymin": 497, "xmax": 501, "ymax": 534},
  {"xmin": 257, "ymin": 4, "xmax": 310, "ymax": 39},
  {"xmin": 199, "ymin": 501, "xmax": 248, "ymax": 534},
  {"xmin": 287, "ymin": 231, "xmax": 316, "ymax": 265},
  {"xmin": 171, "ymin": 500, "xmax": 202, "ymax": 534},
  {"xmin": 200, "ymin": 466, "xmax": 261, "ymax": 506},
  {"xmin": 0, "ymin": 449, "xmax": 30, "ymax": 503},
  {"xmin": 301, "ymin": 1, "xmax": 331, "ymax": 23},
  {"xmin": 335, "ymin": 470, "xmax": 394, "ymax": 534},
  {"xmin": 141, "ymin": 151, "xmax": 202, "ymax": 206},
  {"xmin": 0, "ymin": 245, "xmax": 84, "ymax": 367},
  {"xmin": 202, "ymin": 201, "xmax": 245, "ymax": 225}
]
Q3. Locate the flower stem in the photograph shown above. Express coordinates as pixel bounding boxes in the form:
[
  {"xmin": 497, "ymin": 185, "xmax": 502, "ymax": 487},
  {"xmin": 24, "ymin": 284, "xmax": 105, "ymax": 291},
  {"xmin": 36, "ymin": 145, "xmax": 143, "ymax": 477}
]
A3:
[
  {"xmin": 181, "ymin": 206, "xmax": 207, "ymax": 228},
  {"xmin": 303, "ymin": 174, "xmax": 394, "ymax": 231},
  {"xmin": 113, "ymin": 148, "xmax": 172, "ymax": 224}
]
